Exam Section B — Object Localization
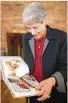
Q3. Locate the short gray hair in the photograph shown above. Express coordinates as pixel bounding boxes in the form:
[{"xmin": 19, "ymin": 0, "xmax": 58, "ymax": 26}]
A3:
[{"xmin": 22, "ymin": 2, "xmax": 46, "ymax": 25}]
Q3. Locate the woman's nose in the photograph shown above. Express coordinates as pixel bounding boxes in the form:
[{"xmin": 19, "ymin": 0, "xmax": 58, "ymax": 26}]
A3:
[{"xmin": 30, "ymin": 28, "xmax": 36, "ymax": 35}]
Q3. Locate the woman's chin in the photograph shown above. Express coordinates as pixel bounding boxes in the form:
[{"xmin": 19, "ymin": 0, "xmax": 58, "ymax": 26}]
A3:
[{"xmin": 35, "ymin": 36, "xmax": 41, "ymax": 40}]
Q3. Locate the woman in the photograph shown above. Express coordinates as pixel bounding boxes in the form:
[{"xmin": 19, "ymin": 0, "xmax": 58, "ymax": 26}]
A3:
[{"xmin": 22, "ymin": 2, "xmax": 67, "ymax": 103}]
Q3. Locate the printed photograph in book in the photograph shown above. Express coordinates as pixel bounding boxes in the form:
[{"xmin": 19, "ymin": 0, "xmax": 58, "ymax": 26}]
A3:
[
  {"xmin": 21, "ymin": 74, "xmax": 39, "ymax": 88},
  {"xmin": 6, "ymin": 75, "xmax": 39, "ymax": 98},
  {"xmin": 0, "ymin": 56, "xmax": 29, "ymax": 78}
]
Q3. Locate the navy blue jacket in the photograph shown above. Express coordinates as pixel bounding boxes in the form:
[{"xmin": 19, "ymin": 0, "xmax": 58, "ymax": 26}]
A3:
[{"xmin": 22, "ymin": 25, "xmax": 67, "ymax": 103}]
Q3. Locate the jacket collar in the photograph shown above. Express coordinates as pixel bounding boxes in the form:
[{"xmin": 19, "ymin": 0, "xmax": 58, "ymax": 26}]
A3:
[
  {"xmin": 29, "ymin": 25, "xmax": 55, "ymax": 58},
  {"xmin": 46, "ymin": 25, "xmax": 56, "ymax": 40}
]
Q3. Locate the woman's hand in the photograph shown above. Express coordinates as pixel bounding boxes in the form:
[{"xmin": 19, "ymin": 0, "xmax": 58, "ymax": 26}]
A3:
[{"xmin": 36, "ymin": 77, "xmax": 56, "ymax": 101}]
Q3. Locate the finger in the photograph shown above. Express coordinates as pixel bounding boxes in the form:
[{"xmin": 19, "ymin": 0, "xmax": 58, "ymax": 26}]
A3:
[
  {"xmin": 37, "ymin": 93, "xmax": 48, "ymax": 101},
  {"xmin": 37, "ymin": 81, "xmax": 48, "ymax": 90},
  {"xmin": 37, "ymin": 86, "xmax": 50, "ymax": 97},
  {"xmin": 37, "ymin": 83, "xmax": 43, "ymax": 90},
  {"xmin": 45, "ymin": 88, "xmax": 51, "ymax": 97},
  {"xmin": 36, "ymin": 89, "xmax": 45, "ymax": 96}
]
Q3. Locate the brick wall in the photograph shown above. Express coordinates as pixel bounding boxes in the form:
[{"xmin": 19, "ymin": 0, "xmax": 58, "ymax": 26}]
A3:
[{"xmin": 1, "ymin": 1, "xmax": 67, "ymax": 55}]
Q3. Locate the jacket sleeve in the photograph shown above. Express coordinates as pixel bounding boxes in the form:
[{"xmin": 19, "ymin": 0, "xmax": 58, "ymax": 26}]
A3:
[{"xmin": 52, "ymin": 32, "xmax": 67, "ymax": 93}]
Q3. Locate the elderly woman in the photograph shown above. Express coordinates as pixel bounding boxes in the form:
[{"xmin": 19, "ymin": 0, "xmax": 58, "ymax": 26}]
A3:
[{"xmin": 22, "ymin": 2, "xmax": 67, "ymax": 103}]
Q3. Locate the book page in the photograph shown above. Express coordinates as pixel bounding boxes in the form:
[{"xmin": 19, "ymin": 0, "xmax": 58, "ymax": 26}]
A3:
[
  {"xmin": 0, "ymin": 56, "xmax": 29, "ymax": 78},
  {"xmin": 21, "ymin": 74, "xmax": 39, "ymax": 89},
  {"xmin": 3, "ymin": 74, "xmax": 39, "ymax": 98}
]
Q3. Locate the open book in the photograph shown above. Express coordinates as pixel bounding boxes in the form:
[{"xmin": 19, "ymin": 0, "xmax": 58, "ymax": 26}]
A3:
[{"xmin": 0, "ymin": 56, "xmax": 39, "ymax": 98}]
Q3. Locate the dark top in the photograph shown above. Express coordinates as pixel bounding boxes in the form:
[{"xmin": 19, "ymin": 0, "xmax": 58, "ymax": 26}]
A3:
[{"xmin": 22, "ymin": 25, "xmax": 67, "ymax": 103}]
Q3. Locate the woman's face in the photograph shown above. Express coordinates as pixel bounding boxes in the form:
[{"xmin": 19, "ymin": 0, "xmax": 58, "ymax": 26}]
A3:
[{"xmin": 25, "ymin": 21, "xmax": 46, "ymax": 39}]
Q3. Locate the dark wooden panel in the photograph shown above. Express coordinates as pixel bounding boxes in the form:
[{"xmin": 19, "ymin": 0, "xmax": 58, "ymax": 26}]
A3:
[
  {"xmin": 1, "ymin": 81, "xmax": 26, "ymax": 103},
  {"xmin": 7, "ymin": 33, "xmax": 23, "ymax": 57}
]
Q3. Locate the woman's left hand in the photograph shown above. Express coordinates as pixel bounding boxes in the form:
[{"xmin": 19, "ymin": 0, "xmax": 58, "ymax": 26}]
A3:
[{"xmin": 36, "ymin": 77, "xmax": 56, "ymax": 101}]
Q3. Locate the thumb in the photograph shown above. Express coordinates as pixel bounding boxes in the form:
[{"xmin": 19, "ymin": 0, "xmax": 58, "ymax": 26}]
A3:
[{"xmin": 36, "ymin": 82, "xmax": 43, "ymax": 90}]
